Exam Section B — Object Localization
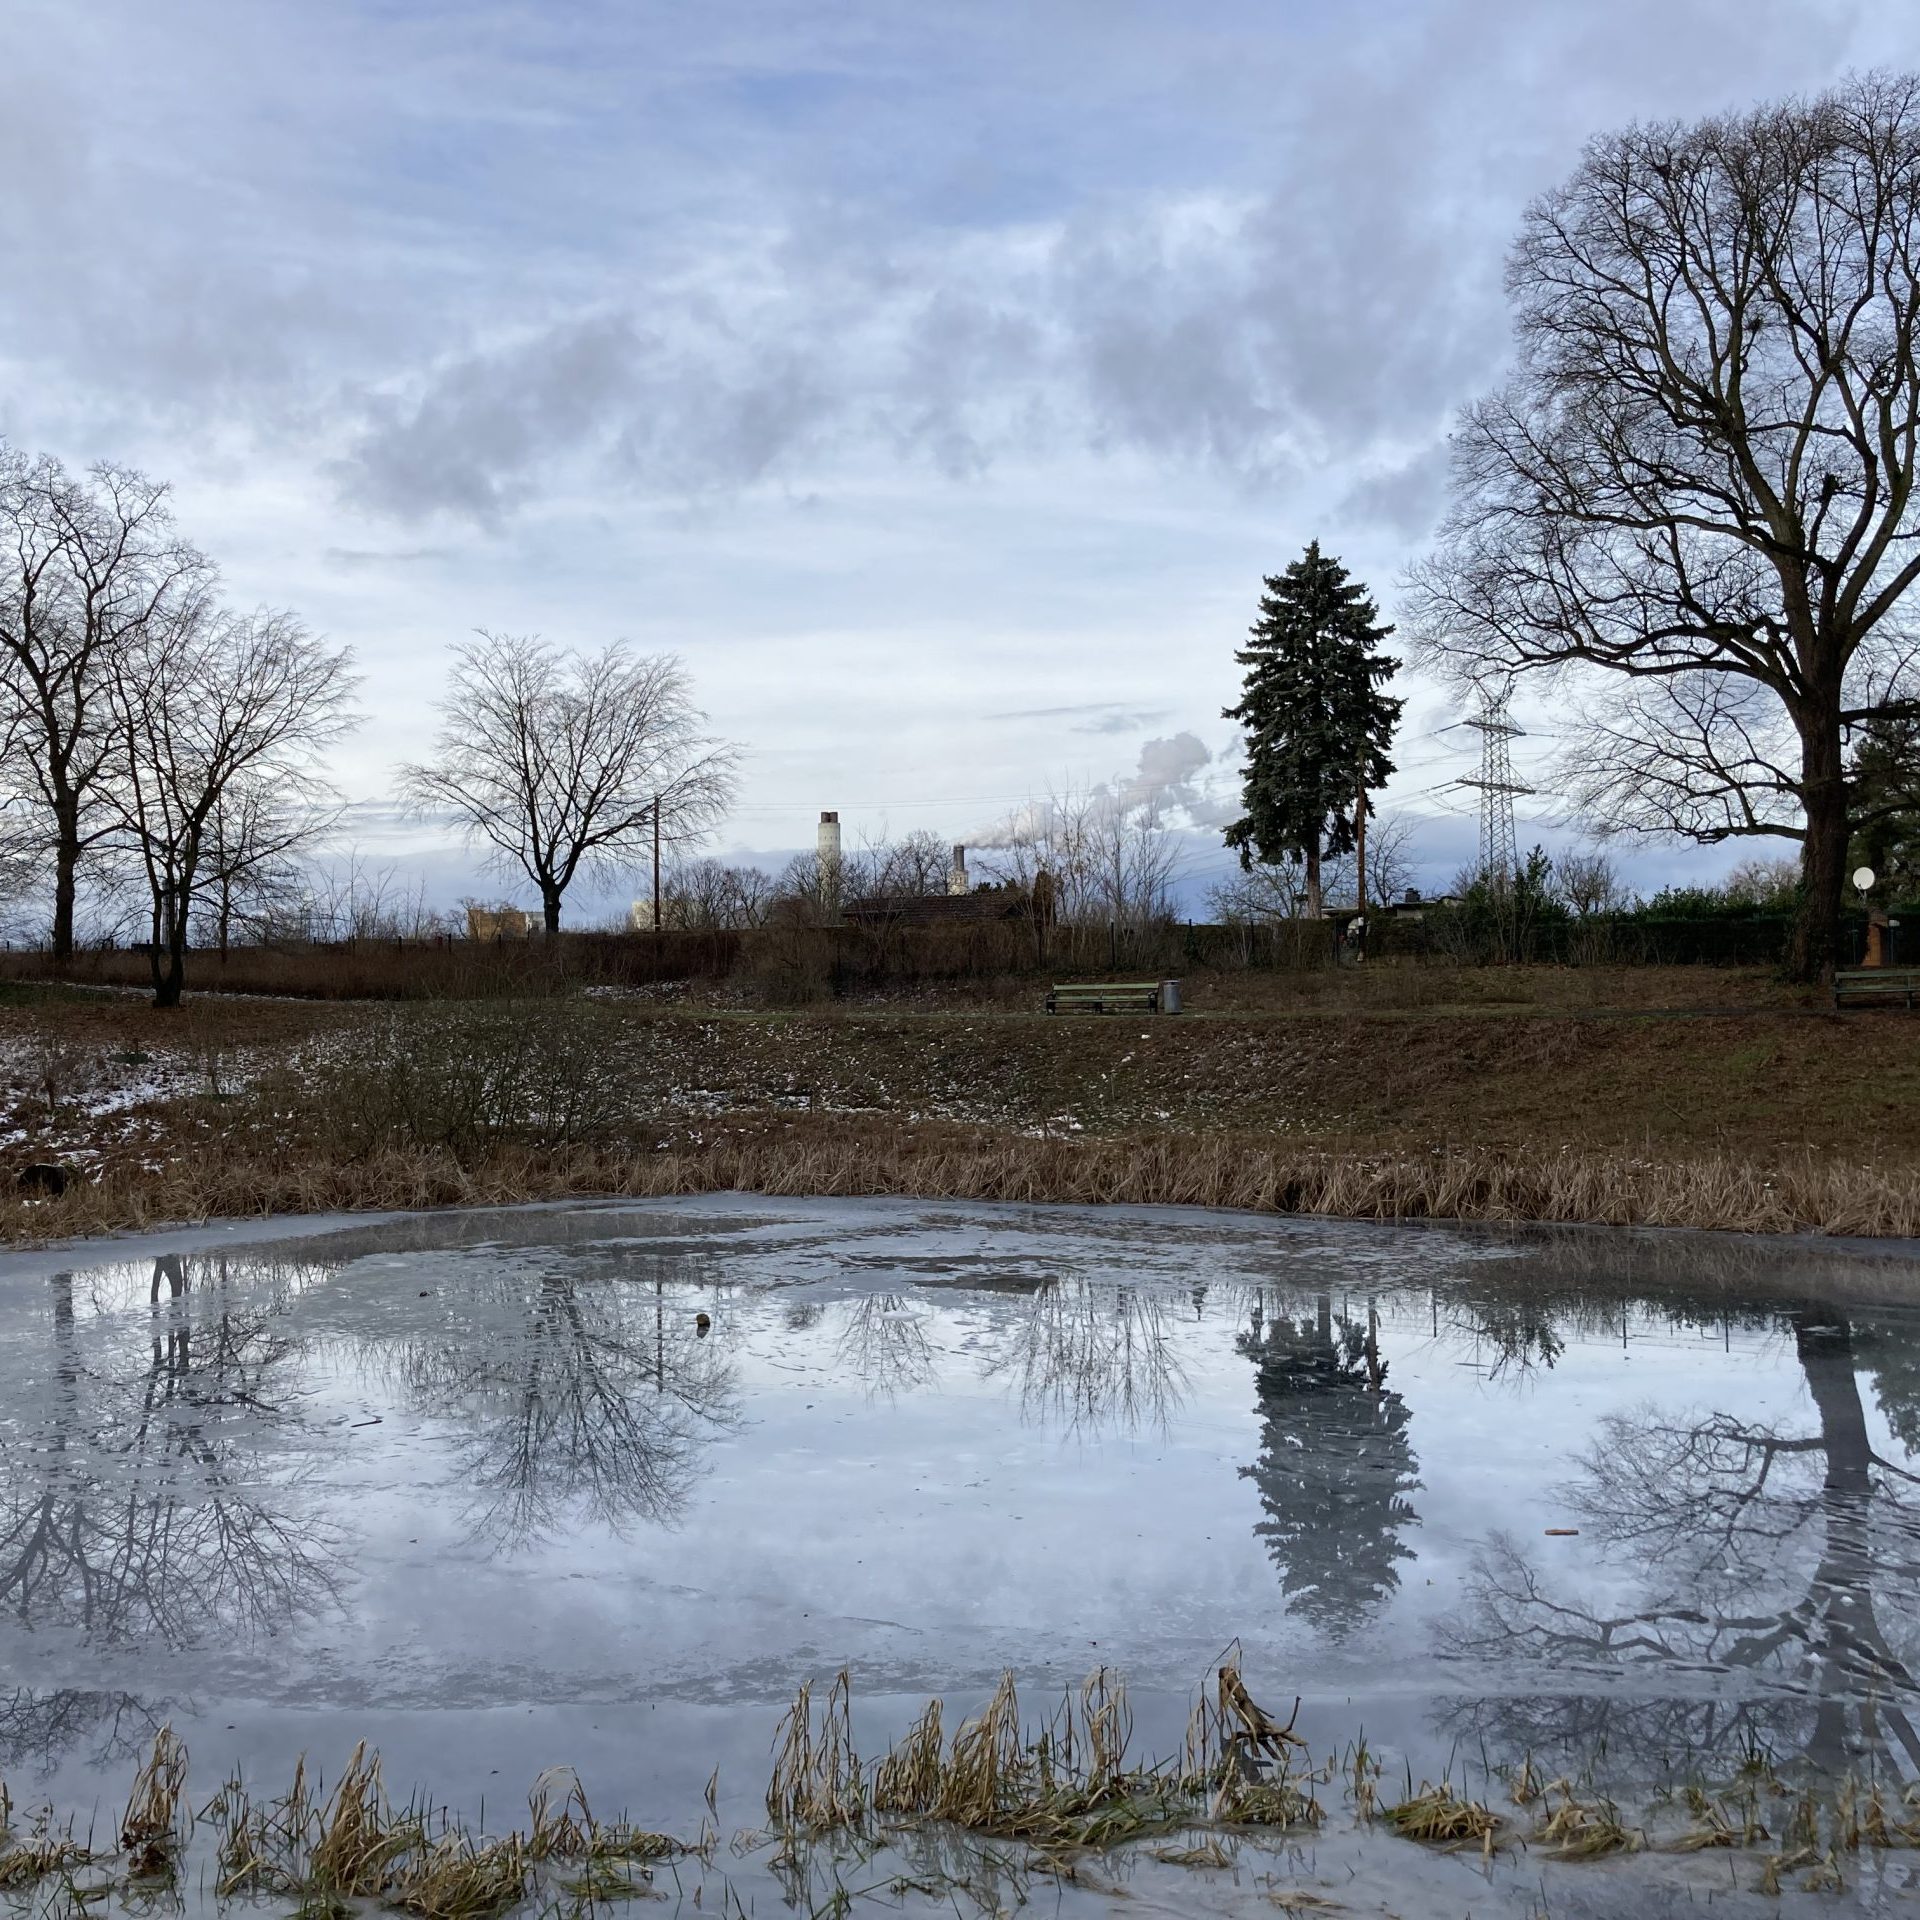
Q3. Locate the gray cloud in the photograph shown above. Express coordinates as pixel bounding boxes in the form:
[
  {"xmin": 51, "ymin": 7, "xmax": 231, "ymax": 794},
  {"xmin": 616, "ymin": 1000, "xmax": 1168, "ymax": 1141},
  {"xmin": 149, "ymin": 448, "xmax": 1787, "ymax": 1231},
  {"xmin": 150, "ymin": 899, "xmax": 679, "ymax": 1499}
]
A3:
[
  {"xmin": 322, "ymin": 546, "xmax": 459, "ymax": 570},
  {"xmin": 4, "ymin": 0, "xmax": 1894, "ymax": 533},
  {"xmin": 340, "ymin": 314, "xmax": 658, "ymax": 523},
  {"xmin": 986, "ymin": 701, "xmax": 1173, "ymax": 733},
  {"xmin": 1338, "ymin": 445, "xmax": 1456, "ymax": 539}
]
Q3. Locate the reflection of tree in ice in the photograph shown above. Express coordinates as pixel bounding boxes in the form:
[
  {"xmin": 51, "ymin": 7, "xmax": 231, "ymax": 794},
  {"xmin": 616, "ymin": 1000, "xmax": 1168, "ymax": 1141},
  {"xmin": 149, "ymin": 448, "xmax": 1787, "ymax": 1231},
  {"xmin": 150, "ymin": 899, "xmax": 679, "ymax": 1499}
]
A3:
[
  {"xmin": 1447, "ymin": 1293, "xmax": 1565, "ymax": 1381},
  {"xmin": 0, "ymin": 1690, "xmax": 165, "ymax": 1774},
  {"xmin": 835, "ymin": 1294, "xmax": 937, "ymax": 1400},
  {"xmin": 0, "ymin": 1256, "xmax": 341, "ymax": 1650},
  {"xmin": 981, "ymin": 1279, "xmax": 1189, "ymax": 1433},
  {"xmin": 1440, "ymin": 1307, "xmax": 1920, "ymax": 1781},
  {"xmin": 1237, "ymin": 1293, "xmax": 1420, "ymax": 1638},
  {"xmin": 389, "ymin": 1263, "xmax": 741, "ymax": 1548}
]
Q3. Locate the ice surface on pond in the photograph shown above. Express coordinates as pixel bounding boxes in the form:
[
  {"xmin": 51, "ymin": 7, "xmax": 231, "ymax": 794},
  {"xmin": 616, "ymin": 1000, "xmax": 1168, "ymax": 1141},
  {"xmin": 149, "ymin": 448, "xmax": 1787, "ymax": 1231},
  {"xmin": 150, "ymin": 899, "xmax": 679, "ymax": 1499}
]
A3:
[{"xmin": 2, "ymin": 1196, "xmax": 1919, "ymax": 1915}]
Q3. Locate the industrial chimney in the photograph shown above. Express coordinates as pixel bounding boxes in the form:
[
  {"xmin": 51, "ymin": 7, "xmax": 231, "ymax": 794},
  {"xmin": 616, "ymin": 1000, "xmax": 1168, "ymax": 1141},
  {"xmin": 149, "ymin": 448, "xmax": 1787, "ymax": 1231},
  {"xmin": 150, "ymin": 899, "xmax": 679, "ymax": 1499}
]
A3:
[
  {"xmin": 948, "ymin": 844, "xmax": 969, "ymax": 896},
  {"xmin": 817, "ymin": 811, "xmax": 842, "ymax": 916}
]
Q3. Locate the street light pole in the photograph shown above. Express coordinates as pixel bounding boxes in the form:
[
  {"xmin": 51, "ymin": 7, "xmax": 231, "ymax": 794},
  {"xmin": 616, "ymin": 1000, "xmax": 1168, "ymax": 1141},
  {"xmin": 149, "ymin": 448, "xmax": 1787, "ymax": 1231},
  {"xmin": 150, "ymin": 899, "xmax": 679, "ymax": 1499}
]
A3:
[{"xmin": 652, "ymin": 794, "xmax": 662, "ymax": 983}]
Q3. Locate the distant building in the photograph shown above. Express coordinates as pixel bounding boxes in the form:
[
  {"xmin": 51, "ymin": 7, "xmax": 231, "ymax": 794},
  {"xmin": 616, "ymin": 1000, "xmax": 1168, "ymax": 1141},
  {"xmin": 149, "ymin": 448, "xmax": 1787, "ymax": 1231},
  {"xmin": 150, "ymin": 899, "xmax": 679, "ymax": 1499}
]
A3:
[
  {"xmin": 841, "ymin": 883, "xmax": 1032, "ymax": 927},
  {"xmin": 1379, "ymin": 888, "xmax": 1459, "ymax": 921}
]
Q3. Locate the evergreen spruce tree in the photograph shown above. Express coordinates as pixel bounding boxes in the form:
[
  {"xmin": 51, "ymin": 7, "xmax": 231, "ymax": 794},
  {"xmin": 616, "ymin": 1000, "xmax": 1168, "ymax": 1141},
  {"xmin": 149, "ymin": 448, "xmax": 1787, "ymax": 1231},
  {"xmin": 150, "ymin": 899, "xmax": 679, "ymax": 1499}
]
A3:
[
  {"xmin": 1223, "ymin": 542, "xmax": 1403, "ymax": 916},
  {"xmin": 1848, "ymin": 717, "xmax": 1920, "ymax": 899}
]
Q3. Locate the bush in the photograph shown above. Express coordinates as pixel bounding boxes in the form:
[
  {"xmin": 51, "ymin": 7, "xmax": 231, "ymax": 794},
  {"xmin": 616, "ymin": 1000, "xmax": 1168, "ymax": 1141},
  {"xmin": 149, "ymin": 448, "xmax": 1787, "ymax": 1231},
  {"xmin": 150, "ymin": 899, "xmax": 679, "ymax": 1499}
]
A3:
[{"xmin": 280, "ymin": 1001, "xmax": 637, "ymax": 1158}]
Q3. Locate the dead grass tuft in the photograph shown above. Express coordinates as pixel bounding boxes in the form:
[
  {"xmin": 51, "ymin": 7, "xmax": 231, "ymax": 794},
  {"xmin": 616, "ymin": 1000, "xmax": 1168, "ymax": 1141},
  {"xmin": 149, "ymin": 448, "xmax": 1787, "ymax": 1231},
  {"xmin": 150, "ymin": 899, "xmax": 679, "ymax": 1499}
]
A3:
[
  {"xmin": 1532, "ymin": 1780, "xmax": 1642, "ymax": 1859},
  {"xmin": 788, "ymin": 1657, "xmax": 1319, "ymax": 1866},
  {"xmin": 120, "ymin": 1725, "xmax": 189, "ymax": 1878},
  {"xmin": 767, "ymin": 1670, "xmax": 866, "ymax": 1835},
  {"xmin": 0, "ymin": 1817, "xmax": 92, "ymax": 1891},
  {"xmin": 1383, "ymin": 1782, "xmax": 1501, "ymax": 1853}
]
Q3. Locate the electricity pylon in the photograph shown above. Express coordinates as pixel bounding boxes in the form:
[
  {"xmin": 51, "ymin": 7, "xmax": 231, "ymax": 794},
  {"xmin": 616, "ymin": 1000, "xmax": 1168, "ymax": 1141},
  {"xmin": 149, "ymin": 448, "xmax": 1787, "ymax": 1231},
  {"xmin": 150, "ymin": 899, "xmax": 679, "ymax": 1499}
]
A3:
[{"xmin": 1459, "ymin": 684, "xmax": 1532, "ymax": 890}]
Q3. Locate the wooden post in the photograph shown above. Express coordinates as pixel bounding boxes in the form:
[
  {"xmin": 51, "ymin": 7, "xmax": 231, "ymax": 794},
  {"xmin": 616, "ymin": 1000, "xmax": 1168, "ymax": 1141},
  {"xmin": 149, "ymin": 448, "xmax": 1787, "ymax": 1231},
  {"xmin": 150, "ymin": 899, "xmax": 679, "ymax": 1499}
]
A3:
[{"xmin": 1867, "ymin": 908, "xmax": 1890, "ymax": 968}]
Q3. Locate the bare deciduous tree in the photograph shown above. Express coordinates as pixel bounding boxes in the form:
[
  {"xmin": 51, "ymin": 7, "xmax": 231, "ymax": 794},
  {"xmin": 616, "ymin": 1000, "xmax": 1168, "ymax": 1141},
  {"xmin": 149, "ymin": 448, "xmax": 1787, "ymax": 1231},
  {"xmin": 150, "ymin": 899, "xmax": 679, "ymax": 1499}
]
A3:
[
  {"xmin": 195, "ymin": 777, "xmax": 338, "ymax": 957},
  {"xmin": 660, "ymin": 857, "xmax": 775, "ymax": 929},
  {"xmin": 307, "ymin": 853, "xmax": 447, "ymax": 942},
  {"xmin": 0, "ymin": 446, "xmax": 213, "ymax": 958},
  {"xmin": 870, "ymin": 828, "xmax": 954, "ymax": 896},
  {"xmin": 1209, "ymin": 859, "xmax": 1309, "ymax": 922},
  {"xmin": 110, "ymin": 607, "xmax": 357, "ymax": 1005},
  {"xmin": 1406, "ymin": 76, "xmax": 1920, "ymax": 979},
  {"xmin": 1360, "ymin": 810, "xmax": 1419, "ymax": 909},
  {"xmin": 400, "ymin": 632, "xmax": 737, "ymax": 934},
  {"xmin": 1554, "ymin": 845, "xmax": 1628, "ymax": 917},
  {"xmin": 980, "ymin": 783, "xmax": 1177, "ymax": 929}
]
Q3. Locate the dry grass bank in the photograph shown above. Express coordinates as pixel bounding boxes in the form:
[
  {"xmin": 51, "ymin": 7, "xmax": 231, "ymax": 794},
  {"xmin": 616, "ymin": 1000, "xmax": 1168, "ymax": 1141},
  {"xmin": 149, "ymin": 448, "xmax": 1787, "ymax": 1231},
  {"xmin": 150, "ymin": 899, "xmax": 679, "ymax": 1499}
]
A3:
[
  {"xmin": 10, "ymin": 1118, "xmax": 1920, "ymax": 1244},
  {"xmin": 1, "ymin": 980, "xmax": 1915, "ymax": 1243}
]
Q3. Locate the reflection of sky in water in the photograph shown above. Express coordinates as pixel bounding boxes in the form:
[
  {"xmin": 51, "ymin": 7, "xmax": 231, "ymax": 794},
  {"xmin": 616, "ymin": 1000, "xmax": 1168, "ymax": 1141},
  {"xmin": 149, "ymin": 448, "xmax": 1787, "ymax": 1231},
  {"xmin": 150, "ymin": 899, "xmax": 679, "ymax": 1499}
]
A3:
[{"xmin": 2, "ymin": 1197, "xmax": 1918, "ymax": 1830}]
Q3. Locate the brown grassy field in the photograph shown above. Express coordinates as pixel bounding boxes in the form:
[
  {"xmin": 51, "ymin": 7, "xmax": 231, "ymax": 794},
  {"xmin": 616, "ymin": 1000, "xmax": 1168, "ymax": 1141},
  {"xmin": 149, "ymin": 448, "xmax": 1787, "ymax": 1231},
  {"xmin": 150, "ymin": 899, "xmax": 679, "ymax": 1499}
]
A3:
[{"xmin": 0, "ymin": 967, "xmax": 1914, "ymax": 1240}]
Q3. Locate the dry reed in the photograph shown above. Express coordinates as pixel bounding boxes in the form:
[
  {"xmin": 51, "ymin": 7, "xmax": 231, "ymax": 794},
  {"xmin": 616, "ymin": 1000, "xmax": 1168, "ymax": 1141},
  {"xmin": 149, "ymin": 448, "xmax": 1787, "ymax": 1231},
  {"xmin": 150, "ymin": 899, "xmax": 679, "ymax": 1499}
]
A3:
[
  {"xmin": 120, "ymin": 1725, "xmax": 189, "ymax": 1878},
  {"xmin": 767, "ymin": 1671, "xmax": 867, "ymax": 1835},
  {"xmin": 1382, "ymin": 1782, "xmax": 1501, "ymax": 1852},
  {"xmin": 16, "ymin": 1121, "xmax": 1915, "ymax": 1248},
  {"xmin": 780, "ymin": 1658, "xmax": 1319, "ymax": 1863},
  {"xmin": 0, "ymin": 1819, "xmax": 92, "ymax": 1891},
  {"xmin": 1531, "ymin": 1780, "xmax": 1642, "ymax": 1859},
  {"xmin": 7, "ymin": 1672, "xmax": 1918, "ymax": 1914}
]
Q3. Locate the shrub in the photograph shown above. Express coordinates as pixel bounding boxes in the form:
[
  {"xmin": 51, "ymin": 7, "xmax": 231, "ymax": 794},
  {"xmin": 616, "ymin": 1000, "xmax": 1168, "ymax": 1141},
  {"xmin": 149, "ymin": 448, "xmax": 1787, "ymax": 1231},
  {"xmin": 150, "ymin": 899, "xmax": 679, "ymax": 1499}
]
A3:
[{"xmin": 280, "ymin": 1001, "xmax": 636, "ymax": 1158}]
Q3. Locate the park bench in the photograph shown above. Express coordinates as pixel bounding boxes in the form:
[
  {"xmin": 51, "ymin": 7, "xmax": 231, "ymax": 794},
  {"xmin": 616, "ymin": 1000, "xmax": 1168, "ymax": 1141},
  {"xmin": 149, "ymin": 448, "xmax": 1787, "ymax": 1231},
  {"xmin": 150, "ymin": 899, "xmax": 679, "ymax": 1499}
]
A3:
[
  {"xmin": 1834, "ymin": 968, "xmax": 1920, "ymax": 1011},
  {"xmin": 1046, "ymin": 980, "xmax": 1172, "ymax": 1015}
]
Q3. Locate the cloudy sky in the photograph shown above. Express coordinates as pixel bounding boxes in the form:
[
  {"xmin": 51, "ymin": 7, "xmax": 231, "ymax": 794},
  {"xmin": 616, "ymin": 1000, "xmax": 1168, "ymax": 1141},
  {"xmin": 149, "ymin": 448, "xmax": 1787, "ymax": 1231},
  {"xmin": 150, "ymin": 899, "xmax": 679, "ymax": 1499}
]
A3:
[{"xmin": 5, "ymin": 0, "xmax": 1917, "ymax": 915}]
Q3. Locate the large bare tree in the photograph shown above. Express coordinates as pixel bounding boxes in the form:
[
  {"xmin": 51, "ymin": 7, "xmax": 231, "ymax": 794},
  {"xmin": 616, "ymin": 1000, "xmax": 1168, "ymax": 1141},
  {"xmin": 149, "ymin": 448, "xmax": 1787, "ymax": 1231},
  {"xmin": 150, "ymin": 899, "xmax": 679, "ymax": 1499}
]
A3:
[
  {"xmin": 400, "ymin": 632, "xmax": 738, "ymax": 934},
  {"xmin": 1406, "ymin": 75, "xmax": 1920, "ymax": 979},
  {"xmin": 0, "ymin": 447, "xmax": 213, "ymax": 958},
  {"xmin": 110, "ymin": 606, "xmax": 357, "ymax": 1006}
]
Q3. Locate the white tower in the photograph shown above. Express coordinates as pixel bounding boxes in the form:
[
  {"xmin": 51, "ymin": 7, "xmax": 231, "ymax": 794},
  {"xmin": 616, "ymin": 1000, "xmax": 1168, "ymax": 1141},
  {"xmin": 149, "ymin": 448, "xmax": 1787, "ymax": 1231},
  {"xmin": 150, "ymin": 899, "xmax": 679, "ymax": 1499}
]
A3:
[{"xmin": 817, "ymin": 811, "xmax": 842, "ymax": 915}]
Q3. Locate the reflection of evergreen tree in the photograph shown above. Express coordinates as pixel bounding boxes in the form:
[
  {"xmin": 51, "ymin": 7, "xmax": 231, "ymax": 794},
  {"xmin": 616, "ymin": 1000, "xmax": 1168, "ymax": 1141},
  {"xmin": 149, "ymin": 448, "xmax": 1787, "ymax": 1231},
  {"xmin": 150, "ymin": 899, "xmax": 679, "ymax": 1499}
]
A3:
[
  {"xmin": 1237, "ymin": 1294, "xmax": 1420, "ymax": 1636},
  {"xmin": 1857, "ymin": 1311, "xmax": 1920, "ymax": 1456}
]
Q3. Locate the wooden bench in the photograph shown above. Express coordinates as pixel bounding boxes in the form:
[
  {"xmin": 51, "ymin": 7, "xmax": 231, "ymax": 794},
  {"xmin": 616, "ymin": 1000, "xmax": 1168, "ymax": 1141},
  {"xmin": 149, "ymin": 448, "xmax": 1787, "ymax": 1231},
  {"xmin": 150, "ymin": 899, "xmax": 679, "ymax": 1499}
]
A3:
[
  {"xmin": 1046, "ymin": 980, "xmax": 1166, "ymax": 1015},
  {"xmin": 1834, "ymin": 968, "xmax": 1920, "ymax": 1010}
]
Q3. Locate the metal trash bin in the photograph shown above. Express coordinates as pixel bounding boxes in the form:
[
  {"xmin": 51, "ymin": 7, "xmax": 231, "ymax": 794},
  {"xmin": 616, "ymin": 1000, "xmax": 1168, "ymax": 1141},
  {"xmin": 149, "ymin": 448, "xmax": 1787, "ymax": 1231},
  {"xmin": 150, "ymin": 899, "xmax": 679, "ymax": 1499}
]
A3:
[{"xmin": 1158, "ymin": 979, "xmax": 1182, "ymax": 1015}]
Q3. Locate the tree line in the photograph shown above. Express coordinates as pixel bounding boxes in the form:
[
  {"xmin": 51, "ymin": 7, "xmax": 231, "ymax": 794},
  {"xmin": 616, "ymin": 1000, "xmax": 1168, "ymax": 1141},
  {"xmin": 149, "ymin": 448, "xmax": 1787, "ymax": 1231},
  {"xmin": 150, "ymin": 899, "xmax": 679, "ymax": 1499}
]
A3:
[
  {"xmin": 0, "ymin": 457, "xmax": 739, "ymax": 996},
  {"xmin": 0, "ymin": 448, "xmax": 356, "ymax": 1005}
]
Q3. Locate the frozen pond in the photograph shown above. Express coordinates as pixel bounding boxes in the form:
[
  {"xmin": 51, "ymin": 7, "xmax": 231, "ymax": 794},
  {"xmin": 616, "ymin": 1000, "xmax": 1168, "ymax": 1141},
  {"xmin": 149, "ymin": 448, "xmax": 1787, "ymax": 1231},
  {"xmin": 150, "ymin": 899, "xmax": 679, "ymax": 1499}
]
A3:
[{"xmin": 4, "ymin": 1195, "xmax": 1920, "ymax": 1915}]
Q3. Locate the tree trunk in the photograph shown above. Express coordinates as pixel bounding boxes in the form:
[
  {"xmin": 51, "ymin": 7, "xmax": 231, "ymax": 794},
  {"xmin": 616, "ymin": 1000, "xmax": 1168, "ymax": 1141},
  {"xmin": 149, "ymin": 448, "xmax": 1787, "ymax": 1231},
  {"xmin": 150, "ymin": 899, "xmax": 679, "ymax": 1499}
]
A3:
[
  {"xmin": 1788, "ymin": 1310, "xmax": 1914, "ymax": 1774},
  {"xmin": 1304, "ymin": 842, "xmax": 1324, "ymax": 920},
  {"xmin": 542, "ymin": 888, "xmax": 563, "ymax": 935},
  {"xmin": 1790, "ymin": 704, "xmax": 1848, "ymax": 983},
  {"xmin": 153, "ymin": 934, "xmax": 186, "ymax": 1008},
  {"xmin": 51, "ymin": 810, "xmax": 79, "ymax": 964},
  {"xmin": 151, "ymin": 886, "xmax": 186, "ymax": 1008}
]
